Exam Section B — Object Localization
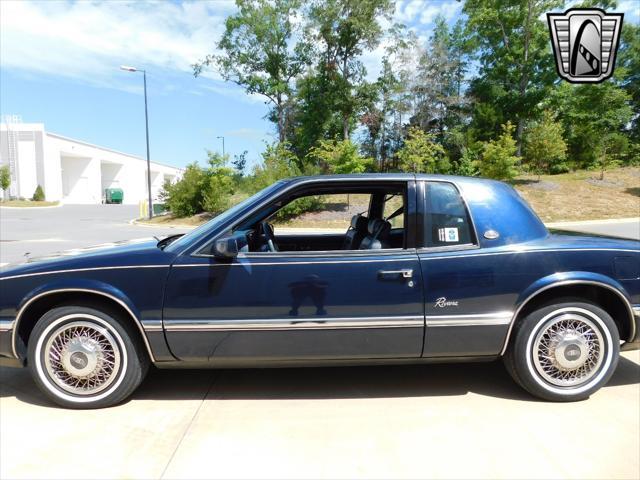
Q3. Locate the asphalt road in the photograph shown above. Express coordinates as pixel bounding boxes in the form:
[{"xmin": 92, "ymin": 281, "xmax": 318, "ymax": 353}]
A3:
[
  {"xmin": 0, "ymin": 204, "xmax": 638, "ymax": 265},
  {"xmin": 0, "ymin": 204, "xmax": 190, "ymax": 266}
]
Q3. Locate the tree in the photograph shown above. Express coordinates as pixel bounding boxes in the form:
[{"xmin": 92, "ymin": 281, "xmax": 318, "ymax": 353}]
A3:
[
  {"xmin": 232, "ymin": 150, "xmax": 248, "ymax": 175},
  {"xmin": 0, "ymin": 165, "xmax": 10, "ymax": 199},
  {"xmin": 478, "ymin": 122, "xmax": 519, "ymax": 181},
  {"xmin": 524, "ymin": 110, "xmax": 567, "ymax": 179},
  {"xmin": 250, "ymin": 141, "xmax": 303, "ymax": 191},
  {"xmin": 360, "ymin": 27, "xmax": 416, "ymax": 170},
  {"xmin": 412, "ymin": 17, "xmax": 468, "ymax": 141},
  {"xmin": 547, "ymin": 81, "xmax": 633, "ymax": 169},
  {"xmin": 161, "ymin": 163, "xmax": 207, "ymax": 217},
  {"xmin": 202, "ymin": 151, "xmax": 236, "ymax": 214},
  {"xmin": 396, "ymin": 127, "xmax": 448, "ymax": 174},
  {"xmin": 32, "ymin": 185, "xmax": 45, "ymax": 201},
  {"xmin": 464, "ymin": 0, "xmax": 560, "ymax": 153},
  {"xmin": 160, "ymin": 152, "xmax": 236, "ymax": 217},
  {"xmin": 595, "ymin": 133, "xmax": 627, "ymax": 180},
  {"xmin": 195, "ymin": 0, "xmax": 310, "ymax": 142},
  {"xmin": 306, "ymin": 139, "xmax": 373, "ymax": 173},
  {"xmin": 618, "ymin": 22, "xmax": 640, "ymax": 142},
  {"xmin": 308, "ymin": 0, "xmax": 393, "ymax": 139}
]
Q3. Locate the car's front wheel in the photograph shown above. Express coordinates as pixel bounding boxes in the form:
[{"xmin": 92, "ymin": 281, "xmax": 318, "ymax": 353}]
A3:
[
  {"xmin": 28, "ymin": 306, "xmax": 149, "ymax": 408},
  {"xmin": 504, "ymin": 299, "xmax": 620, "ymax": 401}
]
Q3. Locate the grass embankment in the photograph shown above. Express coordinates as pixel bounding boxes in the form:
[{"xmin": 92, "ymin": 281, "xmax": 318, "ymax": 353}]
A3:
[
  {"xmin": 515, "ymin": 167, "xmax": 639, "ymax": 222},
  {"xmin": 137, "ymin": 167, "xmax": 640, "ymax": 228},
  {"xmin": 0, "ymin": 200, "xmax": 59, "ymax": 208}
]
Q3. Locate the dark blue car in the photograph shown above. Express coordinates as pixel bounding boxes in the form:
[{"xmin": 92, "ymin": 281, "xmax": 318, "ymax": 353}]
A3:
[{"xmin": 1, "ymin": 174, "xmax": 638, "ymax": 408}]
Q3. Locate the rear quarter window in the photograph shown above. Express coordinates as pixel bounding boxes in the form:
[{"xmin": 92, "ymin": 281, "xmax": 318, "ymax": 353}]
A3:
[{"xmin": 424, "ymin": 182, "xmax": 475, "ymax": 247}]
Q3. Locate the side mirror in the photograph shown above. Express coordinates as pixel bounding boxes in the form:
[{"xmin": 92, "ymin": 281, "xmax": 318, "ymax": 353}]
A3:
[{"xmin": 212, "ymin": 236, "xmax": 239, "ymax": 259}]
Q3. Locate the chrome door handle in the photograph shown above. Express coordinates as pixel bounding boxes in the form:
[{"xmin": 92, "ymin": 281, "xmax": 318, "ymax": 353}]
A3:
[{"xmin": 378, "ymin": 269, "xmax": 413, "ymax": 279}]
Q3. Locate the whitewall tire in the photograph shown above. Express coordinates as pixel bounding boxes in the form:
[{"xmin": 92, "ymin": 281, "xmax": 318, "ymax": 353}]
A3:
[
  {"xmin": 28, "ymin": 306, "xmax": 149, "ymax": 409},
  {"xmin": 504, "ymin": 299, "xmax": 620, "ymax": 402}
]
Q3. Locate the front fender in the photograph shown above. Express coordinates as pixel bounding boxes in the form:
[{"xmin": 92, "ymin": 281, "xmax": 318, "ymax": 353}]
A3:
[{"xmin": 15, "ymin": 278, "xmax": 141, "ymax": 322}]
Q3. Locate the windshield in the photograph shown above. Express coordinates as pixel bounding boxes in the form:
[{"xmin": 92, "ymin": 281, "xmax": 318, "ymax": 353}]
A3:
[{"xmin": 164, "ymin": 181, "xmax": 286, "ymax": 253}]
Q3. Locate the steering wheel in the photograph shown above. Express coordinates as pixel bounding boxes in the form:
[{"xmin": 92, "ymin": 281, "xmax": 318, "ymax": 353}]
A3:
[{"xmin": 261, "ymin": 221, "xmax": 279, "ymax": 252}]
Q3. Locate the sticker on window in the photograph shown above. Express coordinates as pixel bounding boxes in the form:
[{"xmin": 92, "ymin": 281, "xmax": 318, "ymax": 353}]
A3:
[{"xmin": 438, "ymin": 227, "xmax": 459, "ymax": 242}]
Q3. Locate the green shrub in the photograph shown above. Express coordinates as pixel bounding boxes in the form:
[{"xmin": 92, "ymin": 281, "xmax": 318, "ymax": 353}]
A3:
[
  {"xmin": 275, "ymin": 195, "xmax": 323, "ymax": 221},
  {"xmin": 160, "ymin": 163, "xmax": 207, "ymax": 217},
  {"xmin": 478, "ymin": 122, "xmax": 519, "ymax": 181},
  {"xmin": 396, "ymin": 127, "xmax": 448, "ymax": 174},
  {"xmin": 160, "ymin": 151, "xmax": 236, "ymax": 218},
  {"xmin": 306, "ymin": 139, "xmax": 374, "ymax": 174},
  {"xmin": 0, "ymin": 165, "xmax": 10, "ymax": 194},
  {"xmin": 32, "ymin": 185, "xmax": 45, "ymax": 201},
  {"xmin": 524, "ymin": 111, "xmax": 568, "ymax": 179}
]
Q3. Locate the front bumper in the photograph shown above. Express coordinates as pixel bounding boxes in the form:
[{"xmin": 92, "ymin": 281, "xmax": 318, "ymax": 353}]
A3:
[
  {"xmin": 0, "ymin": 321, "xmax": 22, "ymax": 367},
  {"xmin": 622, "ymin": 306, "xmax": 640, "ymax": 351}
]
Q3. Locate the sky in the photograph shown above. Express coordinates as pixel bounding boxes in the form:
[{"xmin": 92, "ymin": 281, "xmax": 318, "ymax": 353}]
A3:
[{"xmin": 1, "ymin": 0, "xmax": 639, "ymax": 170}]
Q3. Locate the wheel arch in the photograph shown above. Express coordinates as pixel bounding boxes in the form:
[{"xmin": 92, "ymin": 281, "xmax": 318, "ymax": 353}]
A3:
[
  {"xmin": 500, "ymin": 275, "xmax": 635, "ymax": 355},
  {"xmin": 12, "ymin": 287, "xmax": 156, "ymax": 363}
]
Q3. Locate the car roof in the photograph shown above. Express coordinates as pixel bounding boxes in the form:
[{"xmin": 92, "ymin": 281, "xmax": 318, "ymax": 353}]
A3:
[{"xmin": 283, "ymin": 173, "xmax": 502, "ymax": 187}]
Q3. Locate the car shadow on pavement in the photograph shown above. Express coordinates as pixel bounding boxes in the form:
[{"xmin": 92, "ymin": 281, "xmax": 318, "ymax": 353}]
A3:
[{"xmin": 1, "ymin": 357, "xmax": 638, "ymax": 408}]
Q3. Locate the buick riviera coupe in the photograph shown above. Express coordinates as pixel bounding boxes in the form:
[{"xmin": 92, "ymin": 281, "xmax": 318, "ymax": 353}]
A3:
[{"xmin": 0, "ymin": 174, "xmax": 638, "ymax": 408}]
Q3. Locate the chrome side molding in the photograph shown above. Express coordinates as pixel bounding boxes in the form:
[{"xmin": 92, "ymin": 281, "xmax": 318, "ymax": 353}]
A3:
[{"xmin": 164, "ymin": 316, "xmax": 424, "ymax": 332}]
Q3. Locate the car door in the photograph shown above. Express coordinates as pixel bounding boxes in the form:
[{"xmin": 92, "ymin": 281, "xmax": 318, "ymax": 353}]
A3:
[{"xmin": 162, "ymin": 180, "xmax": 425, "ymax": 364}]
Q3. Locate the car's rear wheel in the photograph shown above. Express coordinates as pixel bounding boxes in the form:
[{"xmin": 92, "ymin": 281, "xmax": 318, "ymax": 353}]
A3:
[
  {"xmin": 504, "ymin": 299, "xmax": 619, "ymax": 401},
  {"xmin": 28, "ymin": 306, "xmax": 149, "ymax": 408}
]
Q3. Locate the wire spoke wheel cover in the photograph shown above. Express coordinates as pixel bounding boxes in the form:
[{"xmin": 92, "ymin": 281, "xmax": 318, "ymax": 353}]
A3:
[
  {"xmin": 531, "ymin": 310, "xmax": 606, "ymax": 388},
  {"xmin": 35, "ymin": 314, "xmax": 128, "ymax": 402}
]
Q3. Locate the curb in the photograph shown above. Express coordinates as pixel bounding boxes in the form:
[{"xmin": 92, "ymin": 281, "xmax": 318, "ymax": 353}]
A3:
[
  {"xmin": 0, "ymin": 203, "xmax": 62, "ymax": 210},
  {"xmin": 129, "ymin": 218, "xmax": 196, "ymax": 229}
]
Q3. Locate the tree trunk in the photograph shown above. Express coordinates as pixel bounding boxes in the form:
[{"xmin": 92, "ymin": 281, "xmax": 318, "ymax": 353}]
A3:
[
  {"xmin": 342, "ymin": 55, "xmax": 350, "ymax": 140},
  {"xmin": 277, "ymin": 98, "xmax": 285, "ymax": 143},
  {"xmin": 516, "ymin": 118, "xmax": 524, "ymax": 157}
]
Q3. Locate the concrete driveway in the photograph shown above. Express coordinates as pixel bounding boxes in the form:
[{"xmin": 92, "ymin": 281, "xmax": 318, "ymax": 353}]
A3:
[{"xmin": 1, "ymin": 352, "xmax": 638, "ymax": 480}]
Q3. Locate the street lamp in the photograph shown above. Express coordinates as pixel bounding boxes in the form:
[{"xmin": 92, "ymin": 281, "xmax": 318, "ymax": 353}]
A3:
[
  {"xmin": 217, "ymin": 136, "xmax": 225, "ymax": 157},
  {"xmin": 120, "ymin": 65, "xmax": 153, "ymax": 219}
]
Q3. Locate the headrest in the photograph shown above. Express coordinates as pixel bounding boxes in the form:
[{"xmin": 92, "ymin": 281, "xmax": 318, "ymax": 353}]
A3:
[
  {"xmin": 367, "ymin": 218, "xmax": 390, "ymax": 236},
  {"xmin": 351, "ymin": 214, "xmax": 368, "ymax": 230}
]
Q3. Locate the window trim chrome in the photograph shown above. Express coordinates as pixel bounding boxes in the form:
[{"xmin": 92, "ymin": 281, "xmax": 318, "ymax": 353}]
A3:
[{"xmin": 188, "ymin": 176, "xmax": 434, "ymax": 258}]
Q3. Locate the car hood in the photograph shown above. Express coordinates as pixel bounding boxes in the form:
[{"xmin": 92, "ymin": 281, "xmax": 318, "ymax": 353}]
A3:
[{"xmin": 0, "ymin": 238, "xmax": 175, "ymax": 279}]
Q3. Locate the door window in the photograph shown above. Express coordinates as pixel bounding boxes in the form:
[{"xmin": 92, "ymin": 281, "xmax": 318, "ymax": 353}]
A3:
[
  {"xmin": 424, "ymin": 182, "xmax": 475, "ymax": 247},
  {"xmin": 271, "ymin": 193, "xmax": 371, "ymax": 231}
]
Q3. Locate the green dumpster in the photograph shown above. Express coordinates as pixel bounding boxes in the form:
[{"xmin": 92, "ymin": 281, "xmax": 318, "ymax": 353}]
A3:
[
  {"xmin": 105, "ymin": 188, "xmax": 124, "ymax": 204},
  {"xmin": 153, "ymin": 203, "xmax": 168, "ymax": 215}
]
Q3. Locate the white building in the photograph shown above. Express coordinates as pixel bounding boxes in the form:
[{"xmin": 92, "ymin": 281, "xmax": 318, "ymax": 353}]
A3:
[{"xmin": 0, "ymin": 121, "xmax": 182, "ymax": 205}]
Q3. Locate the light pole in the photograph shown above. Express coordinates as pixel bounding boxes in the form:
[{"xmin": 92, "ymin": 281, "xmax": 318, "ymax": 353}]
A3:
[
  {"xmin": 217, "ymin": 136, "xmax": 225, "ymax": 157},
  {"xmin": 120, "ymin": 65, "xmax": 153, "ymax": 219}
]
